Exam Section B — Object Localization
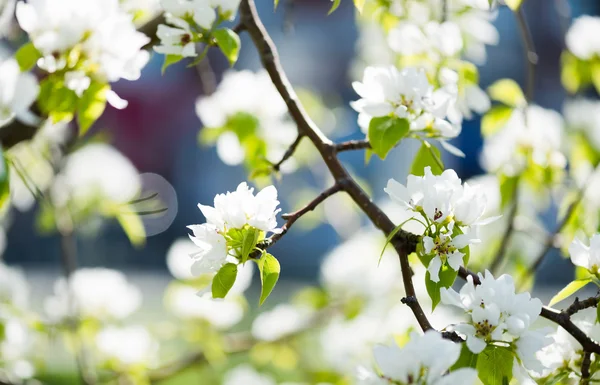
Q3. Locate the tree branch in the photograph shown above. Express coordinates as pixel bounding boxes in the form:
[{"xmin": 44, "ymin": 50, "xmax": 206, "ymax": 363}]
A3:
[
  {"xmin": 515, "ymin": 7, "xmax": 537, "ymax": 102},
  {"xmin": 333, "ymin": 139, "xmax": 371, "ymax": 153},
  {"xmin": 564, "ymin": 294, "xmax": 599, "ymax": 317},
  {"xmin": 581, "ymin": 351, "xmax": 591, "ymax": 383},
  {"xmin": 272, "ymin": 134, "xmax": 304, "ymax": 172},
  {"xmin": 239, "ymin": 0, "xmax": 432, "ymax": 332}
]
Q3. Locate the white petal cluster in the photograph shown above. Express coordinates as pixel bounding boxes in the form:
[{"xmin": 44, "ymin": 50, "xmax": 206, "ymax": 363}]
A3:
[
  {"xmin": 0, "ymin": 58, "xmax": 39, "ymax": 128},
  {"xmin": 188, "ymin": 182, "xmax": 280, "ymax": 276},
  {"xmin": 223, "ymin": 365, "xmax": 276, "ymax": 385},
  {"xmin": 564, "ymin": 98, "xmax": 600, "ymax": 150},
  {"xmin": 357, "ymin": 331, "xmax": 477, "ymax": 385},
  {"xmin": 0, "ymin": 263, "xmax": 29, "ymax": 310},
  {"xmin": 50, "ymin": 143, "xmax": 141, "ymax": 208},
  {"xmin": 44, "ymin": 268, "xmax": 142, "ymax": 321},
  {"xmin": 196, "ymin": 70, "xmax": 297, "ymax": 169},
  {"xmin": 251, "ymin": 304, "xmax": 312, "ymax": 342},
  {"xmin": 16, "ymin": 0, "xmax": 150, "ymax": 84},
  {"xmin": 0, "ymin": 319, "xmax": 35, "ymax": 380},
  {"xmin": 569, "ymin": 234, "xmax": 600, "ymax": 275},
  {"xmin": 388, "ymin": 21, "xmax": 463, "ymax": 58},
  {"xmin": 351, "ymin": 66, "xmax": 460, "ymax": 141},
  {"xmin": 385, "ymin": 167, "xmax": 494, "ymax": 282},
  {"xmin": 154, "ymin": 0, "xmax": 240, "ymax": 57},
  {"xmin": 480, "ymin": 105, "xmax": 567, "ymax": 176},
  {"xmin": 441, "ymin": 271, "xmax": 551, "ymax": 377},
  {"xmin": 96, "ymin": 325, "xmax": 157, "ymax": 366},
  {"xmin": 438, "ymin": 67, "xmax": 490, "ymax": 124},
  {"xmin": 566, "ymin": 16, "xmax": 600, "ymax": 60}
]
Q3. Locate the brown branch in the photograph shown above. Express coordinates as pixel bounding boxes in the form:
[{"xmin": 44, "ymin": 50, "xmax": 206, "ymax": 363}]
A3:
[
  {"xmin": 515, "ymin": 7, "xmax": 537, "ymax": 102},
  {"xmin": 581, "ymin": 351, "xmax": 591, "ymax": 383},
  {"xmin": 565, "ymin": 295, "xmax": 599, "ymax": 317},
  {"xmin": 279, "ymin": 183, "xmax": 343, "ymax": 230},
  {"xmin": 333, "ymin": 139, "xmax": 371, "ymax": 153},
  {"xmin": 457, "ymin": 267, "xmax": 600, "ymax": 355},
  {"xmin": 272, "ymin": 134, "xmax": 304, "ymax": 172},
  {"xmin": 239, "ymin": 0, "xmax": 432, "ymax": 332}
]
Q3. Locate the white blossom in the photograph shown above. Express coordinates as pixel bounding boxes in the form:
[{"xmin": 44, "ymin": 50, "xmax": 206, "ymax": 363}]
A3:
[
  {"xmin": 568, "ymin": 234, "xmax": 600, "ymax": 274},
  {"xmin": 154, "ymin": 24, "xmax": 195, "ymax": 57},
  {"xmin": 64, "ymin": 70, "xmax": 91, "ymax": 97},
  {"xmin": 187, "ymin": 223, "xmax": 228, "ymax": 275},
  {"xmin": 96, "ymin": 325, "xmax": 157, "ymax": 366},
  {"xmin": 480, "ymin": 105, "xmax": 566, "ymax": 176},
  {"xmin": 351, "ymin": 65, "xmax": 460, "ymax": 140},
  {"xmin": 223, "ymin": 365, "xmax": 275, "ymax": 385},
  {"xmin": 44, "ymin": 268, "xmax": 142, "ymax": 321},
  {"xmin": 0, "ymin": 318, "xmax": 35, "ymax": 379},
  {"xmin": 441, "ymin": 271, "xmax": 551, "ymax": 376},
  {"xmin": 0, "ymin": 58, "xmax": 39, "ymax": 128},
  {"xmin": 358, "ymin": 331, "xmax": 477, "ymax": 385},
  {"xmin": 251, "ymin": 304, "xmax": 312, "ymax": 342},
  {"xmin": 564, "ymin": 98, "xmax": 600, "ymax": 150},
  {"xmin": 166, "ymin": 237, "xmax": 197, "ymax": 280},
  {"xmin": 196, "ymin": 70, "xmax": 297, "ymax": 169},
  {"xmin": 565, "ymin": 16, "xmax": 600, "ymax": 60},
  {"xmin": 0, "ymin": 263, "xmax": 29, "ymax": 310},
  {"xmin": 389, "ymin": 21, "xmax": 463, "ymax": 58}
]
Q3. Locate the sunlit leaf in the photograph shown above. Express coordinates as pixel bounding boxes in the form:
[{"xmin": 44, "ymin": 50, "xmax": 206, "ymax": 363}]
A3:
[
  {"xmin": 15, "ymin": 42, "xmax": 41, "ymax": 71},
  {"xmin": 549, "ymin": 278, "xmax": 591, "ymax": 306},
  {"xmin": 257, "ymin": 252, "xmax": 280, "ymax": 305},
  {"xmin": 488, "ymin": 78, "xmax": 526, "ymax": 108},
  {"xmin": 77, "ymin": 82, "xmax": 109, "ymax": 135},
  {"xmin": 476, "ymin": 345, "xmax": 514, "ymax": 385},
  {"xmin": 368, "ymin": 116, "xmax": 410, "ymax": 159},
  {"xmin": 213, "ymin": 28, "xmax": 241, "ymax": 66},
  {"xmin": 481, "ymin": 106, "xmax": 513, "ymax": 137},
  {"xmin": 161, "ymin": 54, "xmax": 183, "ymax": 74},
  {"xmin": 212, "ymin": 263, "xmax": 238, "ymax": 299},
  {"xmin": 411, "ymin": 142, "xmax": 443, "ymax": 176}
]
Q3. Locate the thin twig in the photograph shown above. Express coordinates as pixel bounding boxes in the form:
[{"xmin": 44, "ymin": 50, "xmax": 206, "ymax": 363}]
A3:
[
  {"xmin": 333, "ymin": 139, "xmax": 371, "ymax": 153},
  {"xmin": 489, "ymin": 181, "xmax": 519, "ymax": 274},
  {"xmin": 515, "ymin": 7, "xmax": 537, "ymax": 102},
  {"xmin": 581, "ymin": 351, "xmax": 591, "ymax": 383},
  {"xmin": 239, "ymin": 0, "xmax": 433, "ymax": 332},
  {"xmin": 195, "ymin": 56, "xmax": 218, "ymax": 96},
  {"xmin": 564, "ymin": 294, "xmax": 599, "ymax": 317},
  {"xmin": 272, "ymin": 134, "xmax": 304, "ymax": 172}
]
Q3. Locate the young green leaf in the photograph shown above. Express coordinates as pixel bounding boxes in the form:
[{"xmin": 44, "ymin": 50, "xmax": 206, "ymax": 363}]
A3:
[
  {"xmin": 476, "ymin": 345, "xmax": 514, "ymax": 385},
  {"xmin": 548, "ymin": 278, "xmax": 592, "ymax": 306},
  {"xmin": 240, "ymin": 227, "xmax": 260, "ymax": 263},
  {"xmin": 328, "ymin": 0, "xmax": 341, "ymax": 15},
  {"xmin": 0, "ymin": 151, "xmax": 10, "ymax": 211},
  {"xmin": 380, "ymin": 218, "xmax": 413, "ymax": 265},
  {"xmin": 591, "ymin": 60, "xmax": 600, "ymax": 94},
  {"xmin": 488, "ymin": 79, "xmax": 526, "ymax": 108},
  {"xmin": 411, "ymin": 142, "xmax": 444, "ymax": 176},
  {"xmin": 212, "ymin": 263, "xmax": 238, "ymax": 299},
  {"xmin": 15, "ymin": 42, "xmax": 41, "ymax": 72},
  {"xmin": 162, "ymin": 54, "xmax": 183, "ymax": 74},
  {"xmin": 368, "ymin": 116, "xmax": 410, "ymax": 159},
  {"xmin": 213, "ymin": 28, "xmax": 241, "ymax": 67},
  {"xmin": 451, "ymin": 343, "xmax": 479, "ymax": 371},
  {"xmin": 425, "ymin": 266, "xmax": 458, "ymax": 310},
  {"xmin": 77, "ymin": 82, "xmax": 109, "ymax": 135},
  {"xmin": 353, "ymin": 0, "xmax": 365, "ymax": 13},
  {"xmin": 115, "ymin": 205, "xmax": 146, "ymax": 247},
  {"xmin": 38, "ymin": 77, "xmax": 78, "ymax": 123},
  {"xmin": 257, "ymin": 253, "xmax": 280, "ymax": 305},
  {"xmin": 504, "ymin": 0, "xmax": 523, "ymax": 10},
  {"xmin": 498, "ymin": 174, "xmax": 518, "ymax": 210},
  {"xmin": 481, "ymin": 106, "xmax": 513, "ymax": 137}
]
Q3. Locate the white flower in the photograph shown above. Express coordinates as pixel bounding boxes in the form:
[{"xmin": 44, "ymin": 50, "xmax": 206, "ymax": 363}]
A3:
[
  {"xmin": 0, "ymin": 318, "xmax": 35, "ymax": 379},
  {"xmin": 359, "ymin": 331, "xmax": 477, "ymax": 385},
  {"xmin": 64, "ymin": 70, "xmax": 91, "ymax": 97},
  {"xmin": 569, "ymin": 234, "xmax": 600, "ymax": 274},
  {"xmin": 187, "ymin": 223, "xmax": 228, "ymax": 275},
  {"xmin": 0, "ymin": 58, "xmax": 39, "ymax": 128},
  {"xmin": 480, "ymin": 105, "xmax": 566, "ymax": 176},
  {"xmin": 223, "ymin": 365, "xmax": 275, "ymax": 385},
  {"xmin": 441, "ymin": 270, "xmax": 551, "ymax": 374},
  {"xmin": 96, "ymin": 325, "xmax": 157, "ymax": 366},
  {"xmin": 50, "ymin": 143, "xmax": 141, "ymax": 208},
  {"xmin": 154, "ymin": 24, "xmax": 196, "ymax": 57},
  {"xmin": 166, "ymin": 238, "xmax": 197, "ymax": 280},
  {"xmin": 44, "ymin": 268, "xmax": 142, "ymax": 321},
  {"xmin": 423, "ymin": 231, "xmax": 476, "ymax": 282},
  {"xmin": 566, "ymin": 16, "xmax": 600, "ymax": 60},
  {"xmin": 251, "ymin": 304, "xmax": 312, "ymax": 342},
  {"xmin": 196, "ymin": 70, "xmax": 296, "ymax": 168},
  {"xmin": 564, "ymin": 98, "xmax": 600, "ymax": 150},
  {"xmin": 0, "ymin": 263, "xmax": 29, "ymax": 310}
]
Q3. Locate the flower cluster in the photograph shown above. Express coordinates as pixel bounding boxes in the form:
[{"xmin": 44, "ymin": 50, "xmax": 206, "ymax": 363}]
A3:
[
  {"xmin": 569, "ymin": 233, "xmax": 600, "ymax": 276},
  {"xmin": 155, "ymin": 0, "xmax": 240, "ymax": 57},
  {"xmin": 16, "ymin": 0, "xmax": 149, "ymax": 88},
  {"xmin": 385, "ymin": 167, "xmax": 495, "ymax": 282},
  {"xmin": 0, "ymin": 58, "xmax": 39, "ymax": 128},
  {"xmin": 357, "ymin": 331, "xmax": 477, "ymax": 385},
  {"xmin": 441, "ymin": 271, "xmax": 551, "ymax": 380},
  {"xmin": 188, "ymin": 182, "xmax": 280, "ymax": 295},
  {"xmin": 565, "ymin": 16, "xmax": 600, "ymax": 61},
  {"xmin": 351, "ymin": 66, "xmax": 464, "ymax": 154},
  {"xmin": 96, "ymin": 325, "xmax": 157, "ymax": 367},
  {"xmin": 196, "ymin": 70, "xmax": 297, "ymax": 171}
]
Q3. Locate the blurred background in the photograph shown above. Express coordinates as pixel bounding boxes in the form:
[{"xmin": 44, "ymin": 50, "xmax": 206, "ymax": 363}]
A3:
[{"xmin": 2, "ymin": 0, "xmax": 600, "ymax": 321}]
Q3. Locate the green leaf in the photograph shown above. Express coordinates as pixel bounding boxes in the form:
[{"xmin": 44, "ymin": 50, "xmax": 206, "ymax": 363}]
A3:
[
  {"xmin": 544, "ymin": 372, "xmax": 570, "ymax": 385},
  {"xmin": 240, "ymin": 227, "xmax": 260, "ymax": 263},
  {"xmin": 353, "ymin": 0, "xmax": 365, "ymax": 13},
  {"xmin": 498, "ymin": 174, "xmax": 518, "ymax": 210},
  {"xmin": 257, "ymin": 252, "xmax": 280, "ymax": 305},
  {"xmin": 425, "ymin": 265, "xmax": 458, "ymax": 310},
  {"xmin": 77, "ymin": 82, "xmax": 109, "ymax": 135},
  {"xmin": 274, "ymin": 0, "xmax": 279, "ymax": 9},
  {"xmin": 380, "ymin": 218, "xmax": 413, "ymax": 264},
  {"xmin": 213, "ymin": 28, "xmax": 241, "ymax": 67},
  {"xmin": 561, "ymin": 52, "xmax": 586, "ymax": 94},
  {"xmin": 591, "ymin": 60, "xmax": 600, "ymax": 94},
  {"xmin": 476, "ymin": 345, "xmax": 514, "ymax": 385},
  {"xmin": 15, "ymin": 42, "xmax": 41, "ymax": 71},
  {"xmin": 212, "ymin": 263, "xmax": 238, "ymax": 299},
  {"xmin": 328, "ymin": 0, "xmax": 341, "ymax": 14},
  {"xmin": 549, "ymin": 278, "xmax": 592, "ymax": 306},
  {"xmin": 115, "ymin": 205, "xmax": 146, "ymax": 247},
  {"xmin": 451, "ymin": 343, "xmax": 479, "ymax": 371},
  {"xmin": 481, "ymin": 106, "xmax": 513, "ymax": 137},
  {"xmin": 368, "ymin": 116, "xmax": 410, "ymax": 159},
  {"xmin": 38, "ymin": 77, "xmax": 78, "ymax": 123},
  {"xmin": 487, "ymin": 78, "xmax": 526, "ymax": 108},
  {"xmin": 411, "ymin": 142, "xmax": 444, "ymax": 176},
  {"xmin": 459, "ymin": 61, "xmax": 479, "ymax": 85},
  {"xmin": 576, "ymin": 266, "xmax": 593, "ymax": 281},
  {"xmin": 504, "ymin": 0, "xmax": 523, "ymax": 10},
  {"xmin": 162, "ymin": 54, "xmax": 183, "ymax": 74},
  {"xmin": 0, "ymin": 151, "xmax": 10, "ymax": 211}
]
